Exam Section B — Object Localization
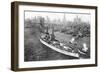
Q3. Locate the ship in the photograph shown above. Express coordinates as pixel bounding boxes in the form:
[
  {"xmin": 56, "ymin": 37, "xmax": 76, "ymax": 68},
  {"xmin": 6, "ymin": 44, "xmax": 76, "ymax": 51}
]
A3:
[{"xmin": 40, "ymin": 25, "xmax": 80, "ymax": 58}]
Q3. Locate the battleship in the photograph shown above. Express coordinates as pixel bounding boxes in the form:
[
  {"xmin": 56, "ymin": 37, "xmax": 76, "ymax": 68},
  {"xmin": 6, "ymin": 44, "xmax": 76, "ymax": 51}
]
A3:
[{"xmin": 40, "ymin": 25, "xmax": 89, "ymax": 59}]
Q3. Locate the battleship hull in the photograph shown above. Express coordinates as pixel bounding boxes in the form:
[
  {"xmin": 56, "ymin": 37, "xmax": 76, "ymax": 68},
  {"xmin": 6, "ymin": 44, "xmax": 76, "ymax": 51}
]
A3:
[{"xmin": 40, "ymin": 39, "xmax": 79, "ymax": 59}]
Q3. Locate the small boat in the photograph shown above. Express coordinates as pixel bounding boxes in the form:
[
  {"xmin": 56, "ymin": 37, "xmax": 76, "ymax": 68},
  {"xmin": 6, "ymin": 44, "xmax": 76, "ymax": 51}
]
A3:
[{"xmin": 40, "ymin": 38, "xmax": 79, "ymax": 58}]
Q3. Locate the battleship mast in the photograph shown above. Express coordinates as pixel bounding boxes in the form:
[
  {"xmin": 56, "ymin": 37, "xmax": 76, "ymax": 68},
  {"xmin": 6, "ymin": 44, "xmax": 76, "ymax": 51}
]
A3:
[{"xmin": 51, "ymin": 24, "xmax": 55, "ymax": 41}]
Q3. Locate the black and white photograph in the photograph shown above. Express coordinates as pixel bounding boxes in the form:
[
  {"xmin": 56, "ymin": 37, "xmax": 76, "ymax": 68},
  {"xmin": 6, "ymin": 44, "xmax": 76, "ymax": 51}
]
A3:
[
  {"xmin": 11, "ymin": 2, "xmax": 97, "ymax": 71},
  {"xmin": 24, "ymin": 11, "xmax": 91, "ymax": 61}
]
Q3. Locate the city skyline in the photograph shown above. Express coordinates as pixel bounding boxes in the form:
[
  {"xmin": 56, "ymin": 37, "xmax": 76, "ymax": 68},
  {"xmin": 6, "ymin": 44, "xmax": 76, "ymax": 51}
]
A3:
[{"xmin": 25, "ymin": 11, "xmax": 91, "ymax": 23}]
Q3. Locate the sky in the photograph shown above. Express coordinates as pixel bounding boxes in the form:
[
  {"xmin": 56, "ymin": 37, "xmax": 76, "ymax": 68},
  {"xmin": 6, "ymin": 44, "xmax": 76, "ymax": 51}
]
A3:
[{"xmin": 25, "ymin": 11, "xmax": 91, "ymax": 22}]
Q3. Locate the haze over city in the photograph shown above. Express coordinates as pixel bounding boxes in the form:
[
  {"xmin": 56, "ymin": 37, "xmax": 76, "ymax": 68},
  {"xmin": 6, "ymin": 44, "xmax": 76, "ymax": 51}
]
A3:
[{"xmin": 25, "ymin": 11, "xmax": 91, "ymax": 23}]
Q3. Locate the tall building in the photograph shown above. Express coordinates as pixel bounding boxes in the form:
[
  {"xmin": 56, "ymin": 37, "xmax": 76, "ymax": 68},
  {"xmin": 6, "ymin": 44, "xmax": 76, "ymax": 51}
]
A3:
[
  {"xmin": 62, "ymin": 13, "xmax": 66, "ymax": 25},
  {"xmin": 74, "ymin": 16, "xmax": 81, "ymax": 24}
]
